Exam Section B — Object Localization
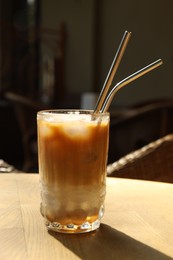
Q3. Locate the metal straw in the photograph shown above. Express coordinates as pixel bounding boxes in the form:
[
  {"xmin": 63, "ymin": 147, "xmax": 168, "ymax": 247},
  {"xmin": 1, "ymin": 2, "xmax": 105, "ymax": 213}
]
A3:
[
  {"xmin": 101, "ymin": 59, "xmax": 163, "ymax": 112},
  {"xmin": 94, "ymin": 30, "xmax": 132, "ymax": 113}
]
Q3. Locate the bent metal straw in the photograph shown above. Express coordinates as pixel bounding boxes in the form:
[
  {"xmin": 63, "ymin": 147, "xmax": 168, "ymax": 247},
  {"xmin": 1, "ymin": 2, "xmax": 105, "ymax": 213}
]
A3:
[{"xmin": 101, "ymin": 59, "xmax": 163, "ymax": 112}]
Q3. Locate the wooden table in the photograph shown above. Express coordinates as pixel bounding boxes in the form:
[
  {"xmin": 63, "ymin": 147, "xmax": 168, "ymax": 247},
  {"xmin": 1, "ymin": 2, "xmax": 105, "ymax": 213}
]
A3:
[{"xmin": 0, "ymin": 174, "xmax": 173, "ymax": 260}]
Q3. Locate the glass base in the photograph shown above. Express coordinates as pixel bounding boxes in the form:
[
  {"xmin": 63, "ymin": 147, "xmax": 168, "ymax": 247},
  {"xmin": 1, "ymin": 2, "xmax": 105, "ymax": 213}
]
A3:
[
  {"xmin": 45, "ymin": 219, "xmax": 101, "ymax": 234},
  {"xmin": 41, "ymin": 203, "xmax": 105, "ymax": 234}
]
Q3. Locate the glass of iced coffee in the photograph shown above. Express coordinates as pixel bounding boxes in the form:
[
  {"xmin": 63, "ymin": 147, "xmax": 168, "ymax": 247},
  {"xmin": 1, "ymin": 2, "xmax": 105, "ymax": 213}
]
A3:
[{"xmin": 37, "ymin": 110, "xmax": 109, "ymax": 233}]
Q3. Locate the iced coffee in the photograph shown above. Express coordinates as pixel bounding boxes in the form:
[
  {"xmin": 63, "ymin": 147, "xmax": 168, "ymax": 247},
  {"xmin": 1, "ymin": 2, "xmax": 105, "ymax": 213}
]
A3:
[{"xmin": 37, "ymin": 110, "xmax": 109, "ymax": 233}]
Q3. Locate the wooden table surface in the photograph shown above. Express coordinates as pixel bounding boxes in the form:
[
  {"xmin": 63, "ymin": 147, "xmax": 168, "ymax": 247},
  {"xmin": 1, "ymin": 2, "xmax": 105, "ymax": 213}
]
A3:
[{"xmin": 0, "ymin": 173, "xmax": 173, "ymax": 260}]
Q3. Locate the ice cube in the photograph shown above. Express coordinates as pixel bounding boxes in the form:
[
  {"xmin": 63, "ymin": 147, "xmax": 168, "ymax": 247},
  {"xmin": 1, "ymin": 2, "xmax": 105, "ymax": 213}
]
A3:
[
  {"xmin": 62, "ymin": 122, "xmax": 89, "ymax": 138},
  {"xmin": 39, "ymin": 122, "xmax": 53, "ymax": 137}
]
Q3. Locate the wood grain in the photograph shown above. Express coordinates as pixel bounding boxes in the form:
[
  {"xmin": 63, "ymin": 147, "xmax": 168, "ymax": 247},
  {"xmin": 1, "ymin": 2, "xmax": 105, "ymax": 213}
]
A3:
[{"xmin": 0, "ymin": 174, "xmax": 173, "ymax": 259}]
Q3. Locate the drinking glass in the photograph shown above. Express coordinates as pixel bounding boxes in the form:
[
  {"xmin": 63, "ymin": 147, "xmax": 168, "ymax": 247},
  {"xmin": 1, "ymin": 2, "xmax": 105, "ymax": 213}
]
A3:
[{"xmin": 37, "ymin": 110, "xmax": 110, "ymax": 233}]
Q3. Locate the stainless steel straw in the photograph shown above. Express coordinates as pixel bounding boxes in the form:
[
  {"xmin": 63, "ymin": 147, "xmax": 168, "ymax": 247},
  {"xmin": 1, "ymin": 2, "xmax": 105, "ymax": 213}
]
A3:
[
  {"xmin": 101, "ymin": 59, "xmax": 163, "ymax": 112},
  {"xmin": 94, "ymin": 31, "xmax": 132, "ymax": 113}
]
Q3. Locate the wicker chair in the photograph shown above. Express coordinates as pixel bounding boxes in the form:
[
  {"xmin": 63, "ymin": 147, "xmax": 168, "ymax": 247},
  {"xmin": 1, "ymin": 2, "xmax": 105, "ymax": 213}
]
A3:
[
  {"xmin": 0, "ymin": 159, "xmax": 20, "ymax": 173},
  {"xmin": 2, "ymin": 92, "xmax": 42, "ymax": 172},
  {"xmin": 107, "ymin": 134, "xmax": 173, "ymax": 183},
  {"xmin": 108, "ymin": 99, "xmax": 173, "ymax": 164}
]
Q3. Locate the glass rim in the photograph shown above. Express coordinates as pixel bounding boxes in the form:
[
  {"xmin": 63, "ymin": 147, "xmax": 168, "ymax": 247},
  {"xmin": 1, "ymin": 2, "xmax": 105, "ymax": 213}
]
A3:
[{"xmin": 37, "ymin": 109, "xmax": 110, "ymax": 116}]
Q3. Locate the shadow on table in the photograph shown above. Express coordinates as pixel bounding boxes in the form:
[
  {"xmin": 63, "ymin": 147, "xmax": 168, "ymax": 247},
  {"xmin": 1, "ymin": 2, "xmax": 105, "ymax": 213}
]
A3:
[{"xmin": 48, "ymin": 224, "xmax": 172, "ymax": 260}]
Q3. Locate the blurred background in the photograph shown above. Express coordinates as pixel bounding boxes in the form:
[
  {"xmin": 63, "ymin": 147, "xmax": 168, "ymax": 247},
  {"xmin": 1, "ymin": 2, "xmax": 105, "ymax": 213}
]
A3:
[{"xmin": 1, "ymin": 0, "xmax": 173, "ymax": 172}]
